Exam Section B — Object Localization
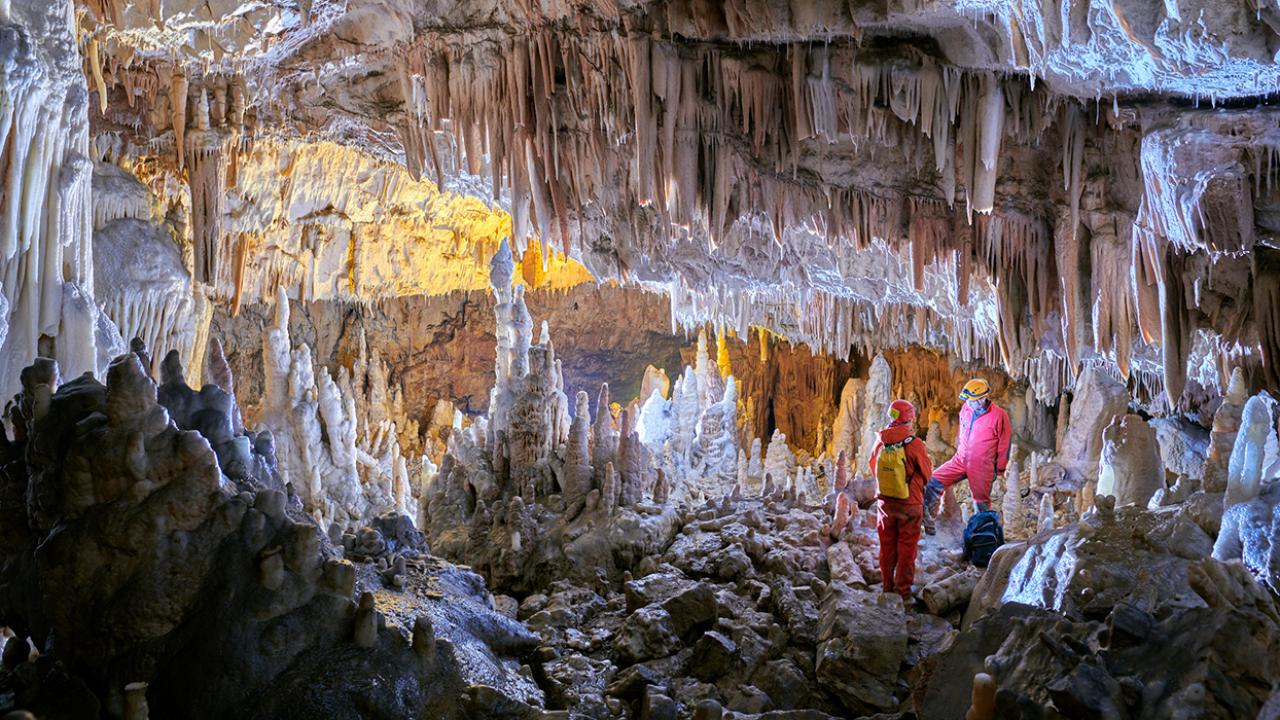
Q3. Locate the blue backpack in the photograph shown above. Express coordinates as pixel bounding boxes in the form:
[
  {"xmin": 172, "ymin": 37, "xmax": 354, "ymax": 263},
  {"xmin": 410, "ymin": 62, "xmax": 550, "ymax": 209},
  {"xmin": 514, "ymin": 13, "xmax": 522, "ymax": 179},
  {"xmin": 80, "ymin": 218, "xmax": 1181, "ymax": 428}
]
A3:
[{"xmin": 963, "ymin": 510, "xmax": 1004, "ymax": 567}]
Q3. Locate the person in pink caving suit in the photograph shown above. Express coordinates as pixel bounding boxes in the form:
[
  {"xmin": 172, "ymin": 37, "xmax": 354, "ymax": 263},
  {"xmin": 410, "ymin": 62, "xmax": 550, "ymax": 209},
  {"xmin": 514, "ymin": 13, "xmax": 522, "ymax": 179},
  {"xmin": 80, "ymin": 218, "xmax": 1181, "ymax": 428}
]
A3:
[{"xmin": 921, "ymin": 378, "xmax": 1011, "ymax": 535}]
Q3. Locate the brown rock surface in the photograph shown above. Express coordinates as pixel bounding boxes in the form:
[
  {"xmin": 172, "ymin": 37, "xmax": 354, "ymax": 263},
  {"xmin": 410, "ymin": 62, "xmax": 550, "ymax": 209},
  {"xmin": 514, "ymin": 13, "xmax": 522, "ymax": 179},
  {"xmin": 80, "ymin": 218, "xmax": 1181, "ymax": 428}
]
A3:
[{"xmin": 212, "ymin": 286, "xmax": 684, "ymax": 422}]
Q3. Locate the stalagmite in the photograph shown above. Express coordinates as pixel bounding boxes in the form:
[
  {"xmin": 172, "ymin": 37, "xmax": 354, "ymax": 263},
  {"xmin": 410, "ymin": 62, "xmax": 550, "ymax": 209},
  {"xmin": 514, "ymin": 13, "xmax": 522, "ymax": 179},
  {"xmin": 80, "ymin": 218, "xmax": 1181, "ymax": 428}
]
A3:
[
  {"xmin": 965, "ymin": 673, "xmax": 996, "ymax": 720},
  {"xmin": 564, "ymin": 391, "xmax": 594, "ymax": 512},
  {"xmin": 1096, "ymin": 414, "xmax": 1165, "ymax": 508},
  {"xmin": 828, "ymin": 492, "xmax": 851, "ymax": 540},
  {"xmin": 1052, "ymin": 365, "xmax": 1129, "ymax": 485},
  {"xmin": 600, "ymin": 462, "xmax": 619, "ymax": 516},
  {"xmin": 592, "ymin": 383, "xmax": 617, "ymax": 483},
  {"xmin": 764, "ymin": 429, "xmax": 795, "ymax": 487},
  {"xmin": 354, "ymin": 592, "xmax": 377, "ymax": 647},
  {"xmin": 857, "ymin": 355, "xmax": 892, "ymax": 471},
  {"xmin": 652, "ymin": 468, "xmax": 669, "ymax": 504},
  {"xmin": 831, "ymin": 378, "xmax": 863, "ymax": 460},
  {"xmin": 124, "ymin": 682, "xmax": 149, "ymax": 720},
  {"xmin": 1205, "ymin": 368, "xmax": 1249, "ymax": 493},
  {"xmin": 412, "ymin": 616, "xmax": 436, "ymax": 662},
  {"xmin": 1003, "ymin": 454, "xmax": 1022, "ymax": 536},
  {"xmin": 640, "ymin": 365, "xmax": 670, "ymax": 401},
  {"xmin": 1225, "ymin": 393, "xmax": 1278, "ymax": 510},
  {"xmin": 1077, "ymin": 478, "xmax": 1096, "ymax": 518},
  {"xmin": 1037, "ymin": 493, "xmax": 1055, "ymax": 533},
  {"xmin": 617, "ymin": 408, "xmax": 645, "ymax": 506}
]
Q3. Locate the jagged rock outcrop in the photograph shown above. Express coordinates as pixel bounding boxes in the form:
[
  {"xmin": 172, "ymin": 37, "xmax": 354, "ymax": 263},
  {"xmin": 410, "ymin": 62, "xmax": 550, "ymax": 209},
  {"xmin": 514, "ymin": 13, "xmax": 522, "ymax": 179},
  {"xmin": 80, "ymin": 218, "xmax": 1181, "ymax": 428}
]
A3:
[
  {"xmin": 933, "ymin": 496, "xmax": 1280, "ymax": 719},
  {"xmin": 0, "ymin": 351, "xmax": 541, "ymax": 719}
]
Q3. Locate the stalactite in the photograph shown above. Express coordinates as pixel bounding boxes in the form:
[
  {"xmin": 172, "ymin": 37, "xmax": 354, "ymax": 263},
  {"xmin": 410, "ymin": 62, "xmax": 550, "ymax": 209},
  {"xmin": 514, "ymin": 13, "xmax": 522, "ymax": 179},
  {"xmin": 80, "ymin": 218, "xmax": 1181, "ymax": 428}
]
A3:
[
  {"xmin": 186, "ymin": 136, "xmax": 227, "ymax": 285},
  {"xmin": 399, "ymin": 30, "xmax": 1061, "ymax": 279},
  {"xmin": 1159, "ymin": 249, "xmax": 1193, "ymax": 407},
  {"xmin": 88, "ymin": 38, "xmax": 107, "ymax": 115},
  {"xmin": 970, "ymin": 73, "xmax": 1004, "ymax": 214},
  {"xmin": 164, "ymin": 67, "xmax": 189, "ymax": 172},
  {"xmin": 1054, "ymin": 205, "xmax": 1083, "ymax": 377},
  {"xmin": 1254, "ymin": 248, "xmax": 1280, "ymax": 391}
]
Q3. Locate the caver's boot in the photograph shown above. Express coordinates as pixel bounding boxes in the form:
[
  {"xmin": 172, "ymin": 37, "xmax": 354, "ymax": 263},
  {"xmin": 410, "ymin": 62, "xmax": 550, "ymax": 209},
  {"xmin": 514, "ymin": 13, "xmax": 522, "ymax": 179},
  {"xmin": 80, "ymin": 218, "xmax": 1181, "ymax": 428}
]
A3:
[{"xmin": 921, "ymin": 478, "xmax": 943, "ymax": 535}]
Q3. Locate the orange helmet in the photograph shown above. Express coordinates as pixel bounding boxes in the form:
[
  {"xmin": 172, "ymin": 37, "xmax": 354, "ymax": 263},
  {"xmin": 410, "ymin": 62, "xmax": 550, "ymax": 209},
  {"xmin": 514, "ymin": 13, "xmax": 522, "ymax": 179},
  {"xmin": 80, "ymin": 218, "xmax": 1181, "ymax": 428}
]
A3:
[{"xmin": 960, "ymin": 378, "xmax": 990, "ymax": 401}]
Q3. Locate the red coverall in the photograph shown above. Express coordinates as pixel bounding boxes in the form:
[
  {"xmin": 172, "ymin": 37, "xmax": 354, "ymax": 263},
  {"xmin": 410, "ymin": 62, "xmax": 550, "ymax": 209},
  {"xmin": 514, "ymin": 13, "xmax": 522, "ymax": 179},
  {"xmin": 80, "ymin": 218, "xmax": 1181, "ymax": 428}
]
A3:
[
  {"xmin": 933, "ymin": 401, "xmax": 1012, "ymax": 505},
  {"xmin": 869, "ymin": 423, "xmax": 932, "ymax": 598}
]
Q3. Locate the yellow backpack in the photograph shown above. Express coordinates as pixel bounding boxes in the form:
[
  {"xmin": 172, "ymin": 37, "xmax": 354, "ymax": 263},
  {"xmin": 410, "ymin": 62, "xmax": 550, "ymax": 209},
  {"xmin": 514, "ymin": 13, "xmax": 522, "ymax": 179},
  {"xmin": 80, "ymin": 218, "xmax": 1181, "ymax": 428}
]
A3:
[{"xmin": 876, "ymin": 439, "xmax": 912, "ymax": 499}]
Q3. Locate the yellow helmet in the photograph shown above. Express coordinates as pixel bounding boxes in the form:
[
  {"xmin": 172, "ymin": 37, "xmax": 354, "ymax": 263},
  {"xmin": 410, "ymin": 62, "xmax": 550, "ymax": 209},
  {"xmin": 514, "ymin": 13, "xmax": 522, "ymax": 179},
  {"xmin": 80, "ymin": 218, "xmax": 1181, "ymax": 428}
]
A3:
[{"xmin": 960, "ymin": 378, "xmax": 990, "ymax": 401}]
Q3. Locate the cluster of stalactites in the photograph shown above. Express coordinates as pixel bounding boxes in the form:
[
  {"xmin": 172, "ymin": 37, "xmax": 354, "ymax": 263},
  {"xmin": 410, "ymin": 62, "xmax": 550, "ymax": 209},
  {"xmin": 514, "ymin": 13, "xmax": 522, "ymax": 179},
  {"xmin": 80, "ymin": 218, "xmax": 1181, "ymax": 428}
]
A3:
[
  {"xmin": 397, "ymin": 27, "xmax": 1280, "ymax": 413},
  {"xmin": 89, "ymin": 38, "xmax": 253, "ymax": 287},
  {"xmin": 0, "ymin": 1, "xmax": 100, "ymax": 402},
  {"xmin": 667, "ymin": 280, "xmax": 1002, "ymax": 368},
  {"xmin": 399, "ymin": 31, "xmax": 1060, "ymax": 258}
]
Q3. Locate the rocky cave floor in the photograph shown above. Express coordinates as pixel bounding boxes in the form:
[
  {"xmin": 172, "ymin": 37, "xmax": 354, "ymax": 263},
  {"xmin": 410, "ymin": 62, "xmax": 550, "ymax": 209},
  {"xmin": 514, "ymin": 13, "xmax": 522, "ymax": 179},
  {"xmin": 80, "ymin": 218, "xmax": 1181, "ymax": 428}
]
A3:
[
  {"xmin": 512, "ymin": 501, "xmax": 973, "ymax": 720},
  {"xmin": 0, "ymin": 311, "xmax": 1277, "ymax": 720},
  {"xmin": 2, "ymin": 395, "xmax": 1278, "ymax": 720},
  {"xmin": 311, "ymin": 483, "xmax": 1278, "ymax": 720}
]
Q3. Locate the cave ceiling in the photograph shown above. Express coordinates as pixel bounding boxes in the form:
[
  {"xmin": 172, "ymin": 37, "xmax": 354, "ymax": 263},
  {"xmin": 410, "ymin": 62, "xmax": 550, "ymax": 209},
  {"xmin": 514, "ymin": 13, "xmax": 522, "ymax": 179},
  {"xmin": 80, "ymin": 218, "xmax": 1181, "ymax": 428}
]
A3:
[{"xmin": 12, "ymin": 0, "xmax": 1280, "ymax": 407}]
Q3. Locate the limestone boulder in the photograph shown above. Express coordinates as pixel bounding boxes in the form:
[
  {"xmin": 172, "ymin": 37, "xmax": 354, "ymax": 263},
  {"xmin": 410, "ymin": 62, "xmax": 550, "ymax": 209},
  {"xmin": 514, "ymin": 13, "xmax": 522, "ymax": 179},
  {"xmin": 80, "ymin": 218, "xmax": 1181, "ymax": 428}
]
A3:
[
  {"xmin": 814, "ymin": 582, "xmax": 907, "ymax": 714},
  {"xmin": 614, "ymin": 606, "xmax": 683, "ymax": 666},
  {"xmin": 1149, "ymin": 415, "xmax": 1209, "ymax": 480},
  {"xmin": 965, "ymin": 506, "xmax": 1216, "ymax": 627},
  {"xmin": 921, "ymin": 593, "xmax": 1279, "ymax": 720}
]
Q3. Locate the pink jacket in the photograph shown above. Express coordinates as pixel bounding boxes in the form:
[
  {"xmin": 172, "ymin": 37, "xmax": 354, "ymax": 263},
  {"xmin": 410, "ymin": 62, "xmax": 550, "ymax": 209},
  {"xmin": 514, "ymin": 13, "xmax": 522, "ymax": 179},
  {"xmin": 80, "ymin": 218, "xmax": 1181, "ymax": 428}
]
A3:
[{"xmin": 934, "ymin": 402, "xmax": 1011, "ymax": 491}]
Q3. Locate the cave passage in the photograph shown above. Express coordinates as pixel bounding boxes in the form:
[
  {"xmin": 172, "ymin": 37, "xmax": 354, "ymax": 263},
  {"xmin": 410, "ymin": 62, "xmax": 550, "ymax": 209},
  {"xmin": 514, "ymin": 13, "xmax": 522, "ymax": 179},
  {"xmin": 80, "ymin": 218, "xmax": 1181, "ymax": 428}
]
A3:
[{"xmin": 1, "ymin": 0, "xmax": 1279, "ymax": 718}]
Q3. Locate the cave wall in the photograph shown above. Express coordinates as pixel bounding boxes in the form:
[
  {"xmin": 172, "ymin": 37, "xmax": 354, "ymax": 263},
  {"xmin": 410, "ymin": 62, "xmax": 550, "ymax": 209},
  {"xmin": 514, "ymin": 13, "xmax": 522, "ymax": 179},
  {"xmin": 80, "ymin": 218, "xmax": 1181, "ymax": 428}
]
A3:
[{"xmin": 211, "ymin": 285, "xmax": 685, "ymax": 425}]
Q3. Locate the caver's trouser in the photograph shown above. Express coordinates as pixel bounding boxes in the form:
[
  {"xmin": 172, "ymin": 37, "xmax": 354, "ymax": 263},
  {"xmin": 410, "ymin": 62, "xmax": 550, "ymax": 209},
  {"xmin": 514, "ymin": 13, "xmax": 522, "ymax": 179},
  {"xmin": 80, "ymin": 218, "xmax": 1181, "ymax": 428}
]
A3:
[
  {"xmin": 876, "ymin": 498, "xmax": 923, "ymax": 598},
  {"xmin": 930, "ymin": 455, "xmax": 997, "ymax": 505}
]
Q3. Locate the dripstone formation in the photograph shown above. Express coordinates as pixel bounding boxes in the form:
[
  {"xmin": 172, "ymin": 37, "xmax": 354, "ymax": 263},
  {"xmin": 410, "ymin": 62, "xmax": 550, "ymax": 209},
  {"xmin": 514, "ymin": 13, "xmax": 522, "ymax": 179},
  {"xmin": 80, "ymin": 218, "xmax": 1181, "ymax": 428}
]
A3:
[{"xmin": 4, "ymin": 0, "xmax": 1280, "ymax": 718}]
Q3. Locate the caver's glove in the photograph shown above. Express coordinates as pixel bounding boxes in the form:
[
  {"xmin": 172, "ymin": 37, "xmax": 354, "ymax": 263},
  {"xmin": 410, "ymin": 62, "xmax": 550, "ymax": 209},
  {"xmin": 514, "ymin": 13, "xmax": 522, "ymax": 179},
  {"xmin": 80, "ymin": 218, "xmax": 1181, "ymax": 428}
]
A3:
[{"xmin": 923, "ymin": 478, "xmax": 944, "ymax": 516}]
